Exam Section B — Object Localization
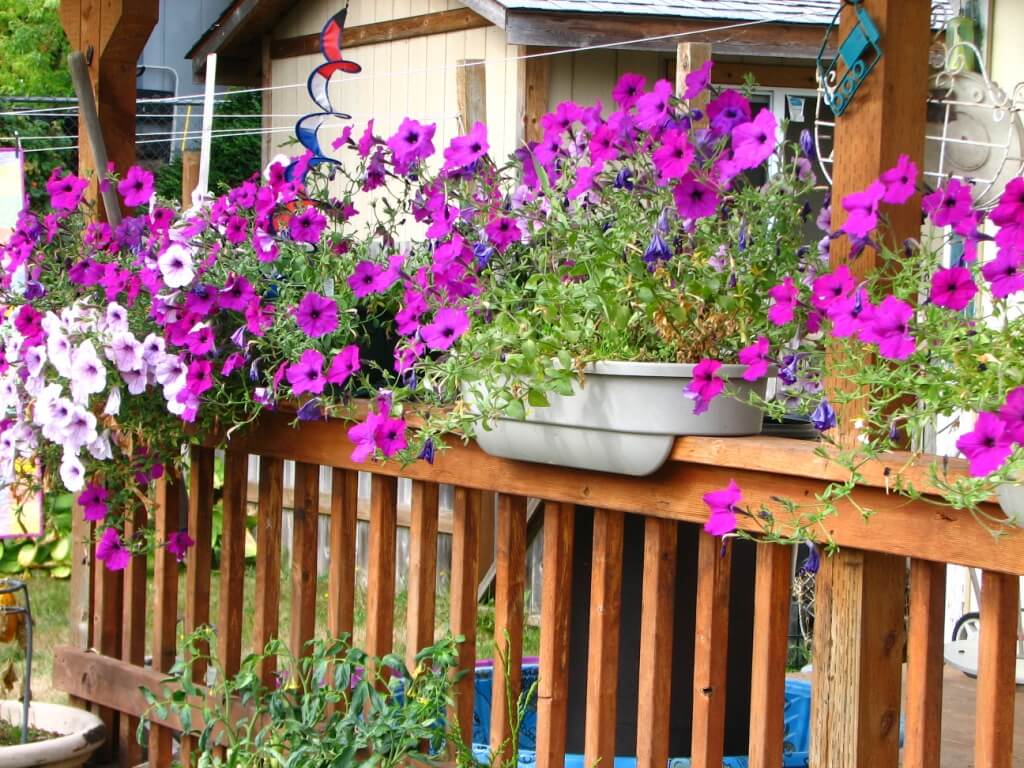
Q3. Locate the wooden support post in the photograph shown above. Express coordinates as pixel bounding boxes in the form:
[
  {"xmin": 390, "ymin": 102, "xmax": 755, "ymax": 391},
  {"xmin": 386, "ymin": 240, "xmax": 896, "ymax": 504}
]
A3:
[
  {"xmin": 181, "ymin": 149, "xmax": 201, "ymax": 208},
  {"xmin": 457, "ymin": 58, "xmax": 487, "ymax": 134},
  {"xmin": 59, "ymin": 0, "xmax": 158, "ymax": 214},
  {"xmin": 903, "ymin": 559, "xmax": 946, "ymax": 768},
  {"xmin": 290, "ymin": 462, "xmax": 320, "ymax": 658},
  {"xmin": 261, "ymin": 35, "xmax": 273, "ymax": 168},
  {"xmin": 691, "ymin": 531, "xmax": 731, "ymax": 768},
  {"xmin": 973, "ymin": 570, "xmax": 1020, "ymax": 768},
  {"xmin": 219, "ymin": 451, "xmax": 248, "ymax": 676},
  {"xmin": 366, "ymin": 474, "xmax": 398, "ymax": 660},
  {"xmin": 518, "ymin": 47, "xmax": 550, "ymax": 145},
  {"xmin": 676, "ymin": 42, "xmax": 712, "ymax": 121},
  {"xmin": 254, "ymin": 457, "xmax": 283, "ymax": 686},
  {"xmin": 118, "ymin": 502, "xmax": 147, "ymax": 767},
  {"xmin": 813, "ymin": 3, "xmax": 931, "ymax": 765},
  {"xmin": 329, "ymin": 468, "xmax": 359, "ymax": 643},
  {"xmin": 450, "ymin": 487, "xmax": 481, "ymax": 748},
  {"xmin": 68, "ymin": 502, "xmax": 92, "ymax": 653},
  {"xmin": 150, "ymin": 473, "xmax": 181, "ymax": 766}
]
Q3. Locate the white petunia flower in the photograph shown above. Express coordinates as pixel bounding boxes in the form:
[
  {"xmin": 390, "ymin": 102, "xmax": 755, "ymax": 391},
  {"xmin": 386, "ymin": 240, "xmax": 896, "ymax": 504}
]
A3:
[
  {"xmin": 59, "ymin": 448, "xmax": 85, "ymax": 492},
  {"xmin": 157, "ymin": 242, "xmax": 195, "ymax": 288},
  {"xmin": 69, "ymin": 340, "xmax": 107, "ymax": 404}
]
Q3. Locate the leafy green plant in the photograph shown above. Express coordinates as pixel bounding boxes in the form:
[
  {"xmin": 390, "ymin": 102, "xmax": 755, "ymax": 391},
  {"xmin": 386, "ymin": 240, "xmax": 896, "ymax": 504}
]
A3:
[
  {"xmin": 0, "ymin": 492, "xmax": 73, "ymax": 578},
  {"xmin": 141, "ymin": 627, "xmax": 463, "ymax": 768}
]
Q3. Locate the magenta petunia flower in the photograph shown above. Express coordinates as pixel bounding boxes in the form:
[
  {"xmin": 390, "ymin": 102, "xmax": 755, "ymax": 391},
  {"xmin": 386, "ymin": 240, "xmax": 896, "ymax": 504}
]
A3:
[
  {"xmin": 293, "ymin": 292, "xmax": 338, "ymax": 338},
  {"xmin": 386, "ymin": 117, "xmax": 437, "ymax": 168},
  {"xmin": 738, "ymin": 336, "xmax": 771, "ymax": 382},
  {"xmin": 811, "ymin": 264, "xmax": 855, "ymax": 313},
  {"xmin": 767, "ymin": 277, "xmax": 799, "ymax": 326},
  {"xmin": 707, "ymin": 89, "xmax": 751, "ymax": 136},
  {"xmin": 47, "ymin": 169, "xmax": 89, "ymax": 210},
  {"xmin": 998, "ymin": 387, "xmax": 1024, "ymax": 444},
  {"xmin": 485, "ymin": 217, "xmax": 523, "ymax": 252},
  {"xmin": 840, "ymin": 180, "xmax": 886, "ymax": 239},
  {"xmin": 118, "ymin": 165, "xmax": 155, "ymax": 208},
  {"xmin": 684, "ymin": 358, "xmax": 725, "ymax": 415},
  {"xmin": 922, "ymin": 178, "xmax": 973, "ymax": 229},
  {"xmin": 420, "ymin": 307, "xmax": 470, "ymax": 351},
  {"xmin": 347, "ymin": 410, "xmax": 385, "ymax": 462},
  {"xmin": 357, "ymin": 119, "xmax": 378, "ymax": 158},
  {"xmin": 225, "ymin": 215, "xmax": 249, "ymax": 245},
  {"xmin": 442, "ymin": 121, "xmax": 489, "ymax": 172},
  {"xmin": 289, "ymin": 206, "xmax": 327, "ymax": 244},
  {"xmin": 956, "ymin": 412, "xmax": 1014, "ymax": 477},
  {"xmin": 588, "ymin": 124, "xmax": 619, "ymax": 167},
  {"xmin": 166, "ymin": 531, "xmax": 195, "ymax": 562},
  {"xmin": 980, "ymin": 248, "xmax": 1024, "ymax": 299},
  {"xmin": 990, "ymin": 176, "xmax": 1024, "ymax": 229},
  {"xmin": 326, "ymin": 344, "xmax": 361, "ymax": 385},
  {"xmin": 218, "ymin": 274, "xmax": 256, "ymax": 312},
  {"xmin": 703, "ymin": 479, "xmax": 741, "ymax": 537},
  {"xmin": 635, "ymin": 79, "xmax": 674, "ymax": 131},
  {"xmin": 96, "ymin": 527, "xmax": 131, "ymax": 571},
  {"xmin": 286, "ymin": 349, "xmax": 326, "ymax": 396},
  {"xmin": 652, "ymin": 129, "xmax": 694, "ymax": 181},
  {"xmin": 185, "ymin": 358, "xmax": 214, "ymax": 397},
  {"xmin": 730, "ymin": 109, "xmax": 777, "ymax": 170},
  {"xmin": 349, "ymin": 261, "xmax": 384, "ymax": 298},
  {"xmin": 672, "ymin": 173, "xmax": 719, "ymax": 220},
  {"xmin": 861, "ymin": 295, "xmax": 916, "ymax": 360},
  {"xmin": 929, "ymin": 266, "xmax": 977, "ymax": 311},
  {"xmin": 829, "ymin": 288, "xmax": 872, "ymax": 338},
  {"xmin": 376, "ymin": 416, "xmax": 408, "ymax": 457},
  {"xmin": 612, "ymin": 72, "xmax": 646, "ymax": 109},
  {"xmin": 540, "ymin": 101, "xmax": 584, "ymax": 138},
  {"xmin": 683, "ymin": 59, "xmax": 713, "ymax": 100},
  {"xmin": 879, "ymin": 154, "xmax": 918, "ymax": 205},
  {"xmin": 78, "ymin": 482, "xmax": 109, "ymax": 522}
]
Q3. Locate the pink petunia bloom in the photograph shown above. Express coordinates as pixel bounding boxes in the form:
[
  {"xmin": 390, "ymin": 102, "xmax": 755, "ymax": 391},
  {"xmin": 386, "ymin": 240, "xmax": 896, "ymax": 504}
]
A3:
[
  {"xmin": 289, "ymin": 206, "xmax": 327, "ymax": 244},
  {"xmin": 829, "ymin": 288, "xmax": 873, "ymax": 338},
  {"xmin": 588, "ymin": 124, "xmax": 619, "ymax": 167},
  {"xmin": 347, "ymin": 410, "xmax": 385, "ymax": 462},
  {"xmin": 683, "ymin": 359, "xmax": 725, "ymax": 415},
  {"xmin": 841, "ymin": 180, "xmax": 886, "ymax": 239},
  {"xmin": 811, "ymin": 264, "xmax": 856, "ymax": 313},
  {"xmin": 219, "ymin": 274, "xmax": 256, "ymax": 312},
  {"xmin": 420, "ymin": 307, "xmax": 470, "ymax": 351},
  {"xmin": 376, "ymin": 416, "xmax": 407, "ymax": 457},
  {"xmin": 78, "ymin": 482, "xmax": 109, "ymax": 522},
  {"xmin": 956, "ymin": 412, "xmax": 1014, "ymax": 477},
  {"xmin": 96, "ymin": 527, "xmax": 131, "ymax": 571},
  {"xmin": 47, "ymin": 169, "xmax": 89, "ymax": 211},
  {"xmin": 293, "ymin": 292, "xmax": 338, "ymax": 338},
  {"xmin": 738, "ymin": 336, "xmax": 771, "ymax": 382},
  {"xmin": 703, "ymin": 479, "xmax": 741, "ymax": 537},
  {"xmin": 118, "ymin": 165, "xmax": 155, "ymax": 208},
  {"xmin": 568, "ymin": 165, "xmax": 602, "ymax": 201},
  {"xmin": 224, "ymin": 215, "xmax": 249, "ymax": 245},
  {"xmin": 929, "ymin": 266, "xmax": 977, "ymax": 311},
  {"xmin": 442, "ymin": 121, "xmax": 489, "ymax": 171},
  {"xmin": 166, "ymin": 531, "xmax": 195, "ymax": 562},
  {"xmin": 652, "ymin": 129, "xmax": 694, "ymax": 181},
  {"xmin": 879, "ymin": 154, "xmax": 918, "ymax": 205},
  {"xmin": 245, "ymin": 300, "xmax": 275, "ymax": 337},
  {"xmin": 540, "ymin": 101, "xmax": 584, "ymax": 138},
  {"xmin": 221, "ymin": 353, "xmax": 245, "ymax": 376},
  {"xmin": 252, "ymin": 227, "xmax": 280, "ymax": 262},
  {"xmin": 672, "ymin": 173, "xmax": 719, "ymax": 220},
  {"xmin": 990, "ymin": 176, "xmax": 1024, "ymax": 228},
  {"xmin": 980, "ymin": 248, "xmax": 1024, "ymax": 299},
  {"xmin": 612, "ymin": 72, "xmax": 646, "ymax": 109},
  {"xmin": 326, "ymin": 345, "xmax": 361, "ymax": 385},
  {"xmin": 861, "ymin": 295, "xmax": 916, "ymax": 360},
  {"xmin": 185, "ymin": 358, "xmax": 214, "ymax": 397},
  {"xmin": 386, "ymin": 118, "xmax": 437, "ymax": 168},
  {"xmin": 635, "ymin": 79, "xmax": 674, "ymax": 131},
  {"xmin": 998, "ymin": 387, "xmax": 1024, "ymax": 444},
  {"xmin": 922, "ymin": 178, "xmax": 973, "ymax": 229},
  {"xmin": 683, "ymin": 59, "xmax": 713, "ymax": 100},
  {"xmin": 286, "ymin": 349, "xmax": 326, "ymax": 396},
  {"xmin": 357, "ymin": 119, "xmax": 378, "ymax": 158},
  {"xmin": 767, "ymin": 277, "xmax": 799, "ymax": 326},
  {"xmin": 485, "ymin": 217, "xmax": 523, "ymax": 252},
  {"xmin": 707, "ymin": 90, "xmax": 751, "ymax": 136},
  {"xmin": 349, "ymin": 261, "xmax": 384, "ymax": 298},
  {"xmin": 730, "ymin": 109, "xmax": 777, "ymax": 170}
]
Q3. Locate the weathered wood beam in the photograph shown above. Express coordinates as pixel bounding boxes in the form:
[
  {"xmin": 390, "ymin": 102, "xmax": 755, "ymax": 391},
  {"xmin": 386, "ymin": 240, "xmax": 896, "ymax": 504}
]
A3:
[
  {"xmin": 666, "ymin": 60, "xmax": 819, "ymax": 91},
  {"xmin": 518, "ymin": 47, "xmax": 550, "ymax": 145},
  {"xmin": 270, "ymin": 8, "xmax": 490, "ymax": 60}
]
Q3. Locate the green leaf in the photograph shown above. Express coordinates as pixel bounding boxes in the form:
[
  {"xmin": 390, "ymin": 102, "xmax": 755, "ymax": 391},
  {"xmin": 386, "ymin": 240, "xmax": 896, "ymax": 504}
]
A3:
[
  {"xmin": 504, "ymin": 399, "xmax": 526, "ymax": 421},
  {"xmin": 16, "ymin": 542, "xmax": 36, "ymax": 568},
  {"xmin": 50, "ymin": 535, "xmax": 71, "ymax": 562},
  {"xmin": 50, "ymin": 565, "xmax": 71, "ymax": 579},
  {"xmin": 527, "ymin": 388, "xmax": 550, "ymax": 408}
]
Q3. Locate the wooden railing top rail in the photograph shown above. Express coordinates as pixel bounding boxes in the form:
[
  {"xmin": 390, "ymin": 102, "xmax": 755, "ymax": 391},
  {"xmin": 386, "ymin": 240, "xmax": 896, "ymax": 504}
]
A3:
[{"xmin": 212, "ymin": 411, "xmax": 1023, "ymax": 574}]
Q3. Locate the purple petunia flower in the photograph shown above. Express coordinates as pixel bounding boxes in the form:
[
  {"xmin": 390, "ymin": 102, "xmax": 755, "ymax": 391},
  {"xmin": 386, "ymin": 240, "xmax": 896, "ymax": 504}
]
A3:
[
  {"xmin": 980, "ymin": 248, "xmax": 1024, "ymax": 299},
  {"xmin": 78, "ymin": 482, "xmax": 110, "ymax": 522},
  {"xmin": 683, "ymin": 59, "xmax": 713, "ymax": 100},
  {"xmin": 286, "ymin": 349, "xmax": 326, "ymax": 396},
  {"xmin": 485, "ymin": 217, "xmax": 523, "ymax": 253},
  {"xmin": 731, "ymin": 109, "xmax": 777, "ymax": 170},
  {"xmin": 326, "ymin": 345, "xmax": 361, "ymax": 386},
  {"xmin": 289, "ymin": 206, "xmax": 327, "ymax": 245},
  {"xmin": 672, "ymin": 173, "xmax": 719, "ymax": 221},
  {"xmin": 387, "ymin": 118, "xmax": 437, "ymax": 169},
  {"xmin": 879, "ymin": 154, "xmax": 917, "ymax": 205},
  {"xmin": 767, "ymin": 277, "xmax": 798, "ymax": 326},
  {"xmin": 643, "ymin": 231, "xmax": 672, "ymax": 268},
  {"xmin": 292, "ymin": 292, "xmax": 338, "ymax": 338},
  {"xmin": 118, "ymin": 166, "xmax": 155, "ymax": 208},
  {"xmin": 840, "ymin": 181, "xmax": 886, "ymax": 239},
  {"xmin": 956, "ymin": 412, "xmax": 1013, "ymax": 477},
  {"xmin": 652, "ymin": 129, "xmax": 694, "ymax": 181},
  {"xmin": 738, "ymin": 336, "xmax": 771, "ymax": 382},
  {"xmin": 998, "ymin": 387, "xmax": 1024, "ymax": 444},
  {"xmin": 684, "ymin": 359, "xmax": 725, "ymax": 415},
  {"xmin": 707, "ymin": 90, "xmax": 752, "ymax": 137},
  {"xmin": 811, "ymin": 398, "xmax": 837, "ymax": 432},
  {"xmin": 442, "ymin": 122, "xmax": 489, "ymax": 172},
  {"xmin": 703, "ymin": 479, "xmax": 741, "ymax": 537},
  {"xmin": 219, "ymin": 274, "xmax": 256, "ymax": 312},
  {"xmin": 166, "ymin": 531, "xmax": 195, "ymax": 562},
  {"xmin": 612, "ymin": 72, "xmax": 646, "ymax": 109},
  {"xmin": 922, "ymin": 178, "xmax": 973, "ymax": 229},
  {"xmin": 811, "ymin": 264, "xmax": 855, "ymax": 313},
  {"xmin": 860, "ymin": 295, "xmax": 916, "ymax": 360},
  {"xmin": 420, "ymin": 307, "xmax": 470, "ymax": 351},
  {"xmin": 929, "ymin": 266, "xmax": 977, "ymax": 311},
  {"xmin": 47, "ymin": 169, "xmax": 89, "ymax": 211},
  {"xmin": 635, "ymin": 79, "xmax": 674, "ymax": 131},
  {"xmin": 96, "ymin": 527, "xmax": 131, "ymax": 571}
]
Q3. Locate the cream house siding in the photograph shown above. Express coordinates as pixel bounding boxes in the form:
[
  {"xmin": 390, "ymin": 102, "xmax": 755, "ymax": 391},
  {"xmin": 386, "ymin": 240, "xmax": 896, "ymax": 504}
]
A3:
[
  {"xmin": 548, "ymin": 49, "xmax": 668, "ymax": 112},
  {"xmin": 275, "ymin": 0, "xmax": 465, "ymax": 39}
]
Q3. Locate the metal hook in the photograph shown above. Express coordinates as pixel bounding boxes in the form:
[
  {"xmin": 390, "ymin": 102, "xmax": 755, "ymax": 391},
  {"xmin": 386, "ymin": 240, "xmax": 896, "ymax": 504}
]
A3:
[{"xmin": 14, "ymin": 131, "xmax": 21, "ymax": 156}]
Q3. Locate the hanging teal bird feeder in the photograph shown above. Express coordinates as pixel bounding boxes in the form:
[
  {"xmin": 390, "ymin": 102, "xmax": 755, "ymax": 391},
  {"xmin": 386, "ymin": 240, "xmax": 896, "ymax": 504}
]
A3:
[{"xmin": 816, "ymin": 0, "xmax": 883, "ymax": 116}]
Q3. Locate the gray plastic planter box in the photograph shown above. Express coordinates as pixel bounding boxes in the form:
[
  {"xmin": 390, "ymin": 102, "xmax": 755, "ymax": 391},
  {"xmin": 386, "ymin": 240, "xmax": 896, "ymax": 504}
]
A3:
[
  {"xmin": 997, "ymin": 483, "xmax": 1024, "ymax": 526},
  {"xmin": 469, "ymin": 361, "xmax": 769, "ymax": 476}
]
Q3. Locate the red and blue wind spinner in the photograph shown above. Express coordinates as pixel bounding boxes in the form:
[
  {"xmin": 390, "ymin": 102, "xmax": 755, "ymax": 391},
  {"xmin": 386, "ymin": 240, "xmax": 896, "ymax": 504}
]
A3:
[{"xmin": 293, "ymin": 5, "xmax": 361, "ymax": 177}]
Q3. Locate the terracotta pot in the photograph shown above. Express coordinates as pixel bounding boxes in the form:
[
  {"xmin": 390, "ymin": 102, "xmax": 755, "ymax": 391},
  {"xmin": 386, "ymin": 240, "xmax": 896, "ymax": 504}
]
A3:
[{"xmin": 0, "ymin": 701, "xmax": 106, "ymax": 768}]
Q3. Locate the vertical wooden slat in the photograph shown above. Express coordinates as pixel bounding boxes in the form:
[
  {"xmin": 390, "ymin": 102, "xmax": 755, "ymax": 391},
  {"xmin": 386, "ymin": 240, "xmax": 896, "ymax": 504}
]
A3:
[
  {"xmin": 290, "ymin": 461, "xmax": 320, "ymax": 657},
  {"xmin": 903, "ymin": 558, "xmax": 946, "ymax": 768},
  {"xmin": 490, "ymin": 493, "xmax": 527, "ymax": 761},
  {"xmin": 974, "ymin": 569, "xmax": 1020, "ymax": 768},
  {"xmin": 254, "ymin": 456, "xmax": 283, "ymax": 685},
  {"xmin": 691, "ymin": 531, "xmax": 733, "ymax": 768},
  {"xmin": 747, "ymin": 543, "xmax": 793, "ymax": 768},
  {"xmin": 406, "ymin": 479, "xmax": 439, "ymax": 669},
  {"xmin": 584, "ymin": 508, "xmax": 624, "ymax": 768},
  {"xmin": 636, "ymin": 517, "xmax": 678, "ymax": 768},
  {"xmin": 535, "ymin": 501, "xmax": 574, "ymax": 768},
  {"xmin": 219, "ymin": 450, "xmax": 248, "ymax": 677},
  {"xmin": 519, "ymin": 46, "xmax": 550, "ymax": 144},
  {"xmin": 68, "ymin": 501, "xmax": 92, "ymax": 651},
  {"xmin": 329, "ymin": 467, "xmax": 359, "ymax": 642},
  {"xmin": 118, "ymin": 502, "xmax": 147, "ymax": 767},
  {"xmin": 366, "ymin": 473, "xmax": 398, "ymax": 660},
  {"xmin": 149, "ymin": 473, "xmax": 181, "ymax": 765},
  {"xmin": 92, "ymin": 520, "xmax": 124, "ymax": 762},
  {"xmin": 181, "ymin": 446, "xmax": 214, "ymax": 765},
  {"xmin": 450, "ymin": 487, "xmax": 482, "ymax": 747}
]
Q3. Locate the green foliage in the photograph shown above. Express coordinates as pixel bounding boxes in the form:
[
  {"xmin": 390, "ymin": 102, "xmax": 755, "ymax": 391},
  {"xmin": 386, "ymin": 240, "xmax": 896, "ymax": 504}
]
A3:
[
  {"xmin": 155, "ymin": 92, "xmax": 262, "ymax": 204},
  {"xmin": 0, "ymin": 492, "xmax": 73, "ymax": 579},
  {"xmin": 141, "ymin": 627, "xmax": 462, "ymax": 768}
]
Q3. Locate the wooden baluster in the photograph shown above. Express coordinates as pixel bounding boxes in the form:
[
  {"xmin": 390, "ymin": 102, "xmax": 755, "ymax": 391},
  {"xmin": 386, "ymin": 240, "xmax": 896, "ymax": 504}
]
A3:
[
  {"xmin": 290, "ymin": 461, "xmax": 320, "ymax": 657},
  {"xmin": 450, "ymin": 487, "xmax": 482, "ymax": 747},
  {"xmin": 904, "ymin": 559, "xmax": 946, "ymax": 768},
  {"xmin": 329, "ymin": 468, "xmax": 359, "ymax": 642},
  {"xmin": 149, "ymin": 473, "xmax": 181, "ymax": 765},
  {"xmin": 491, "ymin": 494, "xmax": 527, "ymax": 761},
  {"xmin": 219, "ymin": 450, "xmax": 249, "ymax": 677},
  {"xmin": 254, "ymin": 456, "xmax": 283, "ymax": 686},
  {"xmin": 747, "ymin": 543, "xmax": 792, "ymax": 768},
  {"xmin": 92, "ymin": 514, "xmax": 124, "ymax": 762},
  {"xmin": 584, "ymin": 508, "xmax": 624, "ymax": 768},
  {"xmin": 118, "ymin": 501, "xmax": 148, "ymax": 766},
  {"xmin": 406, "ymin": 479, "xmax": 440, "ymax": 670},
  {"xmin": 536, "ymin": 501, "xmax": 574, "ymax": 768},
  {"xmin": 974, "ymin": 570, "xmax": 1020, "ymax": 768},
  {"xmin": 366, "ymin": 474, "xmax": 398, "ymax": 661},
  {"xmin": 636, "ymin": 517, "xmax": 678, "ymax": 768},
  {"xmin": 68, "ymin": 500, "xmax": 92, "ymax": 655},
  {"xmin": 691, "ymin": 531, "xmax": 732, "ymax": 768},
  {"xmin": 181, "ymin": 446, "xmax": 214, "ymax": 765}
]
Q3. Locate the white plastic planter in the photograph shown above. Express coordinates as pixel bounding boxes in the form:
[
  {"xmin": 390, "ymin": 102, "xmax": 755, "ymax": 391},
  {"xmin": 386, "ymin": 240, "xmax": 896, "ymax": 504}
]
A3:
[
  {"xmin": 0, "ymin": 701, "xmax": 106, "ymax": 768},
  {"xmin": 468, "ymin": 361, "xmax": 769, "ymax": 476},
  {"xmin": 996, "ymin": 483, "xmax": 1024, "ymax": 526}
]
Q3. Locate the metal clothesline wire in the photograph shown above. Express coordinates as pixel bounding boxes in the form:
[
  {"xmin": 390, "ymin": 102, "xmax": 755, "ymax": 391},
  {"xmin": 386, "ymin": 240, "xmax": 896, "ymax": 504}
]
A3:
[{"xmin": 0, "ymin": 16, "xmax": 775, "ymax": 119}]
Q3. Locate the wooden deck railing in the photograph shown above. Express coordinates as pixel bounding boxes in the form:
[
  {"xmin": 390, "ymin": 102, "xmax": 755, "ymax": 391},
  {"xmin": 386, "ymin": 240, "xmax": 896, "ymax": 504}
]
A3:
[{"xmin": 53, "ymin": 410, "xmax": 1023, "ymax": 767}]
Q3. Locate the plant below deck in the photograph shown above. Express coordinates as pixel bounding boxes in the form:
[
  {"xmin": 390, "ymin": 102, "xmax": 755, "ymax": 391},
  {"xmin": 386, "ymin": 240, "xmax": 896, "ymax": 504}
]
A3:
[{"xmin": 141, "ymin": 627, "xmax": 461, "ymax": 768}]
